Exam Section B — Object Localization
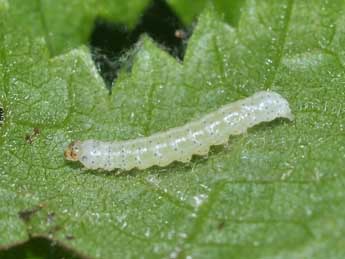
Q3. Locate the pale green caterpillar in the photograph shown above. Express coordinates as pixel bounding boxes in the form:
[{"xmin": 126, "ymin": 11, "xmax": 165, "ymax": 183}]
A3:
[{"xmin": 64, "ymin": 91, "xmax": 293, "ymax": 171}]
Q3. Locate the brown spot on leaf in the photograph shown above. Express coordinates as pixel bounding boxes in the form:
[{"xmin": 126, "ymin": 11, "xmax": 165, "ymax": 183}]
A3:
[
  {"xmin": 65, "ymin": 234, "xmax": 75, "ymax": 240},
  {"xmin": 18, "ymin": 204, "xmax": 44, "ymax": 222},
  {"xmin": 217, "ymin": 220, "xmax": 226, "ymax": 230},
  {"xmin": 25, "ymin": 127, "xmax": 41, "ymax": 144}
]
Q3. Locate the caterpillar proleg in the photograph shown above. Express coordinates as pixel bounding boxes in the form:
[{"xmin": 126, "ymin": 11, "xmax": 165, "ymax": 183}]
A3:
[{"xmin": 64, "ymin": 91, "xmax": 293, "ymax": 171}]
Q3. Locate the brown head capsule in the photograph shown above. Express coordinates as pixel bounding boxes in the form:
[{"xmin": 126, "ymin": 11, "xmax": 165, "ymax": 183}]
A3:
[{"xmin": 64, "ymin": 141, "xmax": 81, "ymax": 161}]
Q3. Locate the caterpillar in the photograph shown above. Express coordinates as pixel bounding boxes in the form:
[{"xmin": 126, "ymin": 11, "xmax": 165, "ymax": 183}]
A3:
[{"xmin": 64, "ymin": 91, "xmax": 293, "ymax": 171}]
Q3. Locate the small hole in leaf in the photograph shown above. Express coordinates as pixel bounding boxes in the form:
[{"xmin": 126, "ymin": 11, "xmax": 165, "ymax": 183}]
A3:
[{"xmin": 89, "ymin": 0, "xmax": 191, "ymax": 89}]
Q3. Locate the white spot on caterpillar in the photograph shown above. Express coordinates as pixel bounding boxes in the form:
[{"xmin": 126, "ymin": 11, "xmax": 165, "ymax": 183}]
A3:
[{"xmin": 64, "ymin": 91, "xmax": 293, "ymax": 171}]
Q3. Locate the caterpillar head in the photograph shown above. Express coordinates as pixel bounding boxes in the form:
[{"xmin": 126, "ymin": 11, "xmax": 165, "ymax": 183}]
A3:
[{"xmin": 64, "ymin": 141, "xmax": 81, "ymax": 161}]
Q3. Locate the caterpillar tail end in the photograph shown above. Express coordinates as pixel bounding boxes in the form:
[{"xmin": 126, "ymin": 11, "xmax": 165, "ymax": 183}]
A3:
[
  {"xmin": 286, "ymin": 112, "xmax": 294, "ymax": 121},
  {"xmin": 283, "ymin": 106, "xmax": 294, "ymax": 121},
  {"xmin": 284, "ymin": 102, "xmax": 294, "ymax": 121},
  {"xmin": 64, "ymin": 141, "xmax": 81, "ymax": 161}
]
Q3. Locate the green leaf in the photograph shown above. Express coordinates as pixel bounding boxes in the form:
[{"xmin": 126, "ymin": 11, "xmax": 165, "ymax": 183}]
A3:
[
  {"xmin": 4, "ymin": 0, "xmax": 151, "ymax": 56},
  {"xmin": 168, "ymin": 0, "xmax": 244, "ymax": 26},
  {"xmin": 1, "ymin": 0, "xmax": 345, "ymax": 258}
]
